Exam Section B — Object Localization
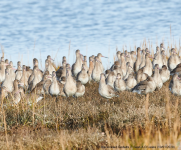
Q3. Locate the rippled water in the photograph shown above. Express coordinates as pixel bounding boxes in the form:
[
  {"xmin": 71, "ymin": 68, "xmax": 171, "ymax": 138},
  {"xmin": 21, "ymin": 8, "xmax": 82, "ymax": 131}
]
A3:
[{"xmin": 0, "ymin": 0, "xmax": 181, "ymax": 68}]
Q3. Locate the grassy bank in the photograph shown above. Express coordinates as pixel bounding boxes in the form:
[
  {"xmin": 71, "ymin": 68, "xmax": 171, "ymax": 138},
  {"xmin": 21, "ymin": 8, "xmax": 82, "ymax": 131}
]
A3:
[{"xmin": 0, "ymin": 77, "xmax": 181, "ymax": 149}]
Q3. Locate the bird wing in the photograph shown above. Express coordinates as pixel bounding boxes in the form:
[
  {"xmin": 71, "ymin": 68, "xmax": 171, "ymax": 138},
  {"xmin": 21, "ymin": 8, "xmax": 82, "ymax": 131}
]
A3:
[
  {"xmin": 139, "ymin": 80, "xmax": 148, "ymax": 85},
  {"xmin": 137, "ymin": 84, "xmax": 147, "ymax": 90},
  {"xmin": 56, "ymin": 68, "xmax": 63, "ymax": 77},
  {"xmin": 137, "ymin": 80, "xmax": 148, "ymax": 90},
  {"xmin": 15, "ymin": 70, "xmax": 21, "ymax": 73},
  {"xmin": 31, "ymin": 81, "xmax": 44, "ymax": 93},
  {"xmin": 44, "ymin": 80, "xmax": 51, "ymax": 93},
  {"xmin": 107, "ymin": 85, "xmax": 115, "ymax": 95},
  {"xmin": 40, "ymin": 69, "xmax": 43, "ymax": 73},
  {"xmin": 132, "ymin": 80, "xmax": 148, "ymax": 91},
  {"xmin": 35, "ymin": 81, "xmax": 44, "ymax": 88},
  {"xmin": 76, "ymin": 71, "xmax": 81, "ymax": 80},
  {"xmin": 171, "ymin": 67, "xmax": 181, "ymax": 74},
  {"xmin": 71, "ymin": 64, "xmax": 75, "ymax": 75},
  {"xmin": 28, "ymin": 80, "xmax": 33, "ymax": 91},
  {"xmin": 28, "ymin": 74, "xmax": 34, "ymax": 84}
]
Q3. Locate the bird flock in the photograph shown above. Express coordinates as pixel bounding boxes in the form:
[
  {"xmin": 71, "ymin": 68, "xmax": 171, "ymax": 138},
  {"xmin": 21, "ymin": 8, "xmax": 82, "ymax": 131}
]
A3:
[{"xmin": 0, "ymin": 43, "xmax": 181, "ymax": 104}]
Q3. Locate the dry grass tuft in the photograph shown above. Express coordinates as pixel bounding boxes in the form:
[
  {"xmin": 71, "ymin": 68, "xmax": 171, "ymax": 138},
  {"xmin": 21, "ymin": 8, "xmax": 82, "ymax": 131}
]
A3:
[{"xmin": 0, "ymin": 78, "xmax": 181, "ymax": 149}]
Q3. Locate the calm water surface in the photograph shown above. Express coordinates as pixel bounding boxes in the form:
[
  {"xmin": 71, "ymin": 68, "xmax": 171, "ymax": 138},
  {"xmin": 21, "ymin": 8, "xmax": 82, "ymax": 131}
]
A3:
[{"xmin": 0, "ymin": 0, "xmax": 181, "ymax": 68}]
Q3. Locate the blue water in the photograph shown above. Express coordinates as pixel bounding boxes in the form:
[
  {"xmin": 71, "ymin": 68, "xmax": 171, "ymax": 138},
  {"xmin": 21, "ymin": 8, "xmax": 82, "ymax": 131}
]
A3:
[{"xmin": 0, "ymin": 0, "xmax": 181, "ymax": 68}]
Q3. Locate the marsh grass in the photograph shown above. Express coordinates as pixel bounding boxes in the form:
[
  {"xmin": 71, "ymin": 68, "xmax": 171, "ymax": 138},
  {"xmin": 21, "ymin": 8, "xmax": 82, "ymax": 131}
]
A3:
[{"xmin": 0, "ymin": 78, "xmax": 181, "ymax": 149}]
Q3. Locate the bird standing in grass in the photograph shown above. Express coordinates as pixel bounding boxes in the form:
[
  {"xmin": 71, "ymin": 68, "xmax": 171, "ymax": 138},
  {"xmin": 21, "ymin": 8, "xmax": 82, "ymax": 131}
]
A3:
[
  {"xmin": 135, "ymin": 47, "xmax": 142, "ymax": 72},
  {"xmin": 11, "ymin": 80, "xmax": 22, "ymax": 104},
  {"xmin": 152, "ymin": 64, "xmax": 163, "ymax": 89},
  {"xmin": 0, "ymin": 58, "xmax": 8, "ymax": 83},
  {"xmin": 142, "ymin": 53, "xmax": 153, "ymax": 76},
  {"xmin": 99, "ymin": 73, "xmax": 116, "ymax": 99},
  {"xmin": 136, "ymin": 68, "xmax": 148, "ymax": 83},
  {"xmin": 31, "ymin": 71, "xmax": 50, "ymax": 95},
  {"xmin": 88, "ymin": 56, "xmax": 94, "ymax": 81},
  {"xmin": 125, "ymin": 73, "xmax": 137, "ymax": 91},
  {"xmin": 45, "ymin": 55, "xmax": 55, "ymax": 75},
  {"xmin": 28, "ymin": 66, "xmax": 42, "ymax": 91},
  {"xmin": 77, "ymin": 64, "xmax": 89, "ymax": 85},
  {"xmin": 15, "ymin": 61, "xmax": 22, "ymax": 81},
  {"xmin": 49, "ymin": 71, "xmax": 60, "ymax": 97},
  {"xmin": 169, "ymin": 74, "xmax": 181, "ymax": 95},
  {"xmin": 161, "ymin": 50, "xmax": 168, "ymax": 67},
  {"xmin": 9, "ymin": 61, "xmax": 16, "ymax": 81},
  {"xmin": 56, "ymin": 61, "xmax": 67, "ymax": 79},
  {"xmin": 124, "ymin": 62, "xmax": 134, "ymax": 80},
  {"xmin": 72, "ymin": 50, "xmax": 83, "ymax": 77},
  {"xmin": 132, "ymin": 76, "xmax": 156, "ymax": 94},
  {"xmin": 74, "ymin": 80, "xmax": 85, "ymax": 97},
  {"xmin": 114, "ymin": 73, "xmax": 126, "ymax": 92},
  {"xmin": 120, "ymin": 53, "xmax": 127, "ymax": 77},
  {"xmin": 2, "ymin": 65, "xmax": 14, "ymax": 93},
  {"xmin": 168, "ymin": 48, "xmax": 181, "ymax": 71},
  {"xmin": 19, "ymin": 65, "xmax": 29, "ymax": 89},
  {"xmin": 153, "ymin": 46, "xmax": 163, "ymax": 69},
  {"xmin": 64, "ymin": 68, "xmax": 77, "ymax": 97},
  {"xmin": 83, "ymin": 56, "xmax": 89, "ymax": 72},
  {"xmin": 160, "ymin": 65, "xmax": 170, "ymax": 83},
  {"xmin": 97, "ymin": 53, "xmax": 108, "ymax": 73},
  {"xmin": 92, "ymin": 56, "xmax": 103, "ymax": 82},
  {"xmin": 106, "ymin": 71, "xmax": 116, "ymax": 88}
]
